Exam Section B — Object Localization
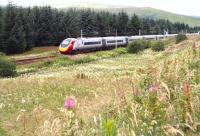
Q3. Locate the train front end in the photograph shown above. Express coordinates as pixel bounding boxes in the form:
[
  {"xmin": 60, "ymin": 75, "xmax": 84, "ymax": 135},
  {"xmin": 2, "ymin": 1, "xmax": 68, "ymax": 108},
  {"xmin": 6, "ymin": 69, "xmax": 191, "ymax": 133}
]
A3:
[{"xmin": 59, "ymin": 38, "xmax": 76, "ymax": 54}]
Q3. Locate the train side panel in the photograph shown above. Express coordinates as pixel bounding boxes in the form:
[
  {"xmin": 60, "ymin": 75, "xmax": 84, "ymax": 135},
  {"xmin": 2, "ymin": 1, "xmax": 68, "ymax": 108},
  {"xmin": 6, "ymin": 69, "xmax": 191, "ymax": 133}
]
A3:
[
  {"xmin": 104, "ymin": 37, "xmax": 127, "ymax": 47},
  {"xmin": 75, "ymin": 38, "xmax": 102, "ymax": 51}
]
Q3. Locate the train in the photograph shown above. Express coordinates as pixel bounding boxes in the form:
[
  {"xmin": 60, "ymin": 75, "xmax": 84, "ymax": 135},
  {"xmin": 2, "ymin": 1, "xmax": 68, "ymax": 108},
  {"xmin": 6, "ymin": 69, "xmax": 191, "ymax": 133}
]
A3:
[{"xmin": 59, "ymin": 32, "xmax": 200, "ymax": 54}]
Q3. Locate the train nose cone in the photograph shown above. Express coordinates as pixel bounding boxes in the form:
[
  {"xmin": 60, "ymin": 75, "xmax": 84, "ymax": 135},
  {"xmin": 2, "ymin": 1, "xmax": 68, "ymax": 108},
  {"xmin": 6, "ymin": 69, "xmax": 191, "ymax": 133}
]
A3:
[{"xmin": 59, "ymin": 47, "xmax": 68, "ymax": 53}]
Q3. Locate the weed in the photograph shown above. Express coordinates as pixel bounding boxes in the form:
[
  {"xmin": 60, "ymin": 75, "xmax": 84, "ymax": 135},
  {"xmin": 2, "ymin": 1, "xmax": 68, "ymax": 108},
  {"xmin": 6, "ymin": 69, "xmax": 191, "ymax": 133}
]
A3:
[
  {"xmin": 0, "ymin": 56, "xmax": 16, "ymax": 77},
  {"xmin": 151, "ymin": 41, "xmax": 165, "ymax": 51},
  {"xmin": 176, "ymin": 34, "xmax": 187, "ymax": 44}
]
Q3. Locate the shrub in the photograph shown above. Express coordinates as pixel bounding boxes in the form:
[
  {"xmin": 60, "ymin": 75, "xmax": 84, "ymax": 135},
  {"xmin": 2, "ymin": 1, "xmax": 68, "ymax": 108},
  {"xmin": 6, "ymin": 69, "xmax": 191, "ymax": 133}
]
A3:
[
  {"xmin": 113, "ymin": 48, "xmax": 127, "ymax": 54},
  {"xmin": 0, "ymin": 52, "xmax": 5, "ymax": 56},
  {"xmin": 48, "ymin": 56, "xmax": 73, "ymax": 67},
  {"xmin": 0, "ymin": 57, "xmax": 16, "ymax": 77},
  {"xmin": 151, "ymin": 41, "xmax": 165, "ymax": 51},
  {"xmin": 127, "ymin": 40, "xmax": 150, "ymax": 53},
  {"xmin": 101, "ymin": 119, "xmax": 117, "ymax": 136},
  {"xmin": 0, "ymin": 126, "xmax": 8, "ymax": 136},
  {"xmin": 75, "ymin": 56, "xmax": 95, "ymax": 64},
  {"xmin": 95, "ymin": 48, "xmax": 127, "ymax": 58},
  {"xmin": 176, "ymin": 34, "xmax": 187, "ymax": 44}
]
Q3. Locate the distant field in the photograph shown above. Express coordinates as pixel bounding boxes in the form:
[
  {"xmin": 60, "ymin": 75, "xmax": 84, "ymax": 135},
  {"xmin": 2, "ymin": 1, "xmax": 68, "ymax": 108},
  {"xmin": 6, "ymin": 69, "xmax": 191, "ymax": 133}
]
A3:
[
  {"xmin": 22, "ymin": 46, "xmax": 58, "ymax": 55},
  {"xmin": 0, "ymin": 37, "xmax": 200, "ymax": 135}
]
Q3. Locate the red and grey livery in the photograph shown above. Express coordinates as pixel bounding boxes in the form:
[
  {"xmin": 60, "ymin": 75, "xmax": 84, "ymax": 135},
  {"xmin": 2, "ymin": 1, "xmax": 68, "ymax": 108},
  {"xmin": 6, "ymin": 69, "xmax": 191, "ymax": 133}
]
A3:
[{"xmin": 59, "ymin": 32, "xmax": 200, "ymax": 54}]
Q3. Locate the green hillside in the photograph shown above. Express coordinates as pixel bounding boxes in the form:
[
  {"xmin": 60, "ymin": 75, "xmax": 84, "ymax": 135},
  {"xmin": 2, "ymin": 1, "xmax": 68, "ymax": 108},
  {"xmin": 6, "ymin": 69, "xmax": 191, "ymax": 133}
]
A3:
[
  {"xmin": 60, "ymin": 2, "xmax": 200, "ymax": 27},
  {"xmin": 110, "ymin": 7, "xmax": 200, "ymax": 27}
]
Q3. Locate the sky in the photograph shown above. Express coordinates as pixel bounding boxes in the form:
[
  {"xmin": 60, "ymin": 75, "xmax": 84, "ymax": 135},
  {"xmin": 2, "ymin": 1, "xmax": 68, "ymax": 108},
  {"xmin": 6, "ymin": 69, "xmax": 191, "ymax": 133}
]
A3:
[{"xmin": 0, "ymin": 0, "xmax": 200, "ymax": 16}]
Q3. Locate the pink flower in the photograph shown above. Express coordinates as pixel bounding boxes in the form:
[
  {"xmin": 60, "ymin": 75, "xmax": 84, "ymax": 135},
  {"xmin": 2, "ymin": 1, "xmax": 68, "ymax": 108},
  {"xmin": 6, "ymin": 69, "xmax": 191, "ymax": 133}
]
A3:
[
  {"xmin": 148, "ymin": 84, "xmax": 159, "ymax": 93},
  {"xmin": 192, "ymin": 42, "xmax": 196, "ymax": 51},
  {"xmin": 64, "ymin": 97, "xmax": 75, "ymax": 109},
  {"xmin": 117, "ymin": 90, "xmax": 125, "ymax": 99}
]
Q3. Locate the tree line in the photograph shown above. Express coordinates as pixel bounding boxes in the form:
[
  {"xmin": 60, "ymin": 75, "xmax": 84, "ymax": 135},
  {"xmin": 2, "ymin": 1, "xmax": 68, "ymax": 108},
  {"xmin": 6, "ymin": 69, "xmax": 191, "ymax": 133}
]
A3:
[{"xmin": 0, "ymin": 3, "xmax": 199, "ymax": 54}]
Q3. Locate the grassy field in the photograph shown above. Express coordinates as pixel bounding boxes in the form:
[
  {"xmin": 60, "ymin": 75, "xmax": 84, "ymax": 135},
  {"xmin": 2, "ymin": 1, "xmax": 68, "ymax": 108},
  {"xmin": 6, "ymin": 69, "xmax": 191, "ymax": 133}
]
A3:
[{"xmin": 0, "ymin": 37, "xmax": 200, "ymax": 135}]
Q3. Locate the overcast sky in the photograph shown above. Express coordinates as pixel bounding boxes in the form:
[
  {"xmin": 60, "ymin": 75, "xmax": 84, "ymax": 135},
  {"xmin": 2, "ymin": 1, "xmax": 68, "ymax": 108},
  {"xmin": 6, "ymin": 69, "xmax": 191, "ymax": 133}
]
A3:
[{"xmin": 0, "ymin": 0, "xmax": 200, "ymax": 16}]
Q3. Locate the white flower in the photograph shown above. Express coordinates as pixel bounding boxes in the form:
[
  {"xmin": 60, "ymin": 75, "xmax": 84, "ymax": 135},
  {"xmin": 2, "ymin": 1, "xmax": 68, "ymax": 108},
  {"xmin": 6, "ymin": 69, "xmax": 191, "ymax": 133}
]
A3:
[
  {"xmin": 21, "ymin": 98, "xmax": 26, "ymax": 104},
  {"xmin": 0, "ymin": 103, "xmax": 5, "ymax": 109}
]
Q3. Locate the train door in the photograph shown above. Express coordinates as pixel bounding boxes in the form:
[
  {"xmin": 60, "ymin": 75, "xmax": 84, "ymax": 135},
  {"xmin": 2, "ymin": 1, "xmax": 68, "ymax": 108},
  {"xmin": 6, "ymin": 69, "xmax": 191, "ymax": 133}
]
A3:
[
  {"xmin": 102, "ymin": 39, "xmax": 106, "ymax": 49},
  {"xmin": 125, "ymin": 37, "xmax": 128, "ymax": 45}
]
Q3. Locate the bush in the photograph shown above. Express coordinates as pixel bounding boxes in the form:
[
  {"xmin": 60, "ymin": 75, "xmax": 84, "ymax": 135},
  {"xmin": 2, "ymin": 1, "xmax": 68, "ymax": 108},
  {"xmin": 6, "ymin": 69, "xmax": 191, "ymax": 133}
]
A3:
[
  {"xmin": 113, "ymin": 48, "xmax": 127, "ymax": 54},
  {"xmin": 0, "ymin": 52, "xmax": 5, "ymax": 56},
  {"xmin": 101, "ymin": 119, "xmax": 117, "ymax": 136},
  {"xmin": 127, "ymin": 40, "xmax": 150, "ymax": 53},
  {"xmin": 151, "ymin": 41, "xmax": 165, "ymax": 51},
  {"xmin": 0, "ymin": 57, "xmax": 16, "ymax": 77},
  {"xmin": 75, "ymin": 56, "xmax": 95, "ymax": 64},
  {"xmin": 176, "ymin": 34, "xmax": 187, "ymax": 44},
  {"xmin": 0, "ymin": 126, "xmax": 8, "ymax": 136}
]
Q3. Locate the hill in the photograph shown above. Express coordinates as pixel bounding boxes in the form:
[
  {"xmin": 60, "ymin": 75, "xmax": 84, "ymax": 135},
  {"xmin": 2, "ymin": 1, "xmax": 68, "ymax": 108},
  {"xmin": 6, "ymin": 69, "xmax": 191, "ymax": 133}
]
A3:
[
  {"xmin": 110, "ymin": 7, "xmax": 200, "ymax": 27},
  {"xmin": 60, "ymin": 2, "xmax": 200, "ymax": 27}
]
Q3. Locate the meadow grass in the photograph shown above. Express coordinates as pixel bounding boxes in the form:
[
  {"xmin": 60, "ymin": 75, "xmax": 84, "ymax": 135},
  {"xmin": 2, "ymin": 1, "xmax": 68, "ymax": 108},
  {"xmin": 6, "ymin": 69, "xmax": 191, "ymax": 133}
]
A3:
[
  {"xmin": 17, "ymin": 48, "xmax": 127, "ymax": 75},
  {"xmin": 0, "ymin": 37, "xmax": 200, "ymax": 135}
]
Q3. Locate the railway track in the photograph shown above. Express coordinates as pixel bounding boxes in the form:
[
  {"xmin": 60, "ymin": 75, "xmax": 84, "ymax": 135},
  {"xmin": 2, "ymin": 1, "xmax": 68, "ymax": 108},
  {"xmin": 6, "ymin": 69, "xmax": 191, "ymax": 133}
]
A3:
[
  {"xmin": 13, "ymin": 54, "xmax": 77, "ymax": 65},
  {"xmin": 13, "ymin": 48, "xmax": 112, "ymax": 65},
  {"xmin": 13, "ymin": 55, "xmax": 58, "ymax": 65}
]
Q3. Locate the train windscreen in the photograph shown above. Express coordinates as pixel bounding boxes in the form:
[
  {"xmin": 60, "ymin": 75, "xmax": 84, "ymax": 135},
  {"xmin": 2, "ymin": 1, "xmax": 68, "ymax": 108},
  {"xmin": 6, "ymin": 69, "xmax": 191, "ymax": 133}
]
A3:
[{"xmin": 60, "ymin": 39, "xmax": 71, "ymax": 47}]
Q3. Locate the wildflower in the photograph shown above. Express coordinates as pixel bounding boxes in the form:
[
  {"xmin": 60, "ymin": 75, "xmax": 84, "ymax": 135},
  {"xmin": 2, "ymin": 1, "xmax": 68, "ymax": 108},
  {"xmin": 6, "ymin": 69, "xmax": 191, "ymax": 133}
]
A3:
[
  {"xmin": 148, "ymin": 84, "xmax": 159, "ymax": 93},
  {"xmin": 116, "ymin": 90, "xmax": 126, "ymax": 110},
  {"xmin": 133, "ymin": 89, "xmax": 140, "ymax": 96},
  {"xmin": 64, "ymin": 97, "xmax": 75, "ymax": 109},
  {"xmin": 21, "ymin": 98, "xmax": 26, "ymax": 104},
  {"xmin": 117, "ymin": 90, "xmax": 125, "ymax": 100},
  {"xmin": 183, "ymin": 81, "xmax": 192, "ymax": 112},
  {"xmin": 183, "ymin": 81, "xmax": 190, "ymax": 100},
  {"xmin": 192, "ymin": 41, "xmax": 196, "ymax": 51},
  {"xmin": 192, "ymin": 41, "xmax": 197, "ymax": 57},
  {"xmin": 0, "ymin": 103, "xmax": 5, "ymax": 109},
  {"xmin": 131, "ymin": 82, "xmax": 140, "ymax": 96}
]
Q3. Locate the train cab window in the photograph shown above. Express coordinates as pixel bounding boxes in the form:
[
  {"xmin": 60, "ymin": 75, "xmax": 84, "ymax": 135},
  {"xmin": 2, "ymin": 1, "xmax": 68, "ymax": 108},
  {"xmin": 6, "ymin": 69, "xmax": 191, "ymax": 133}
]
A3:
[
  {"xmin": 71, "ymin": 41, "xmax": 75, "ymax": 44},
  {"xmin": 60, "ymin": 39, "xmax": 71, "ymax": 47}
]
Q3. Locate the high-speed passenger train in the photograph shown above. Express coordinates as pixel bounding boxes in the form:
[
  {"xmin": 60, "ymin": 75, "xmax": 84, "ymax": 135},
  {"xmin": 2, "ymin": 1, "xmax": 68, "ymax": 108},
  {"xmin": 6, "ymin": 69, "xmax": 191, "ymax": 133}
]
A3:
[{"xmin": 59, "ymin": 33, "xmax": 200, "ymax": 54}]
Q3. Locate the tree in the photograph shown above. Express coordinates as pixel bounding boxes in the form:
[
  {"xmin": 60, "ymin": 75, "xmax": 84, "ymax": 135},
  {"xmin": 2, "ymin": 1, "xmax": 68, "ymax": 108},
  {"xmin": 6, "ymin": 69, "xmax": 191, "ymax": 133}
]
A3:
[
  {"xmin": 48, "ymin": 9, "xmax": 64, "ymax": 45},
  {"xmin": 107, "ymin": 14, "xmax": 118, "ymax": 36},
  {"xmin": 6, "ymin": 7, "xmax": 27, "ymax": 54},
  {"xmin": 61, "ymin": 8, "xmax": 80, "ymax": 38},
  {"xmin": 0, "ymin": 7, "xmax": 2, "ymax": 32},
  {"xmin": 95, "ymin": 12, "xmax": 109, "ymax": 36},
  {"xmin": 0, "ymin": 7, "xmax": 3, "ymax": 52},
  {"xmin": 22, "ymin": 7, "xmax": 35, "ymax": 50},
  {"xmin": 128, "ymin": 14, "xmax": 141, "ymax": 35},
  {"xmin": 141, "ymin": 19, "xmax": 151, "ymax": 35},
  {"xmin": 117, "ymin": 12, "xmax": 129, "ymax": 35},
  {"xmin": 1, "ymin": 2, "xmax": 18, "ymax": 54},
  {"xmin": 79, "ymin": 9, "xmax": 97, "ymax": 37},
  {"xmin": 36, "ymin": 6, "xmax": 53, "ymax": 46}
]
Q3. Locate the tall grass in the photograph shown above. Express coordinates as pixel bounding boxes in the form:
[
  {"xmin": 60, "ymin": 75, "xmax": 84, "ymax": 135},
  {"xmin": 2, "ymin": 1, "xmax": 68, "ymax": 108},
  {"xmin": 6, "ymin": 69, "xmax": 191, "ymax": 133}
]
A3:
[{"xmin": 0, "ymin": 38, "xmax": 199, "ymax": 135}]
